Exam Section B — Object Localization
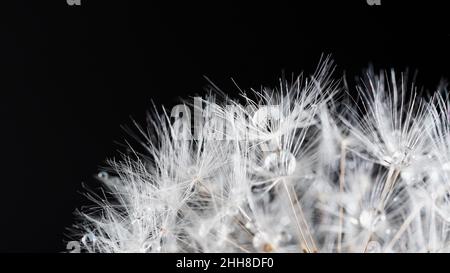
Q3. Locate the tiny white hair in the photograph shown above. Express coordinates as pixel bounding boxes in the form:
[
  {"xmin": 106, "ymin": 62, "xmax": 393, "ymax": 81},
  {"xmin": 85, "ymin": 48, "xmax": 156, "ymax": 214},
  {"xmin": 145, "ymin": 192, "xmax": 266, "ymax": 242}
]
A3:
[{"xmin": 71, "ymin": 57, "xmax": 450, "ymax": 253}]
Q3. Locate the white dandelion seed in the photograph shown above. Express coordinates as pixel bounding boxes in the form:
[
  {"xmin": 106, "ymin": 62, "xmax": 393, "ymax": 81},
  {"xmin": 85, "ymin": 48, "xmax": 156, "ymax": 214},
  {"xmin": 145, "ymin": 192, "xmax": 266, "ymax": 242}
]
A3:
[{"xmin": 70, "ymin": 58, "xmax": 450, "ymax": 253}]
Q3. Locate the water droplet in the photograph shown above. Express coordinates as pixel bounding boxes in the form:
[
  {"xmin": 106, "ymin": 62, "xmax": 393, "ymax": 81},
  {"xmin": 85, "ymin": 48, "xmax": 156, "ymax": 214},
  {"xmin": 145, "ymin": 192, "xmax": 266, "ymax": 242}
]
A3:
[
  {"xmin": 263, "ymin": 150, "xmax": 296, "ymax": 176},
  {"xmin": 443, "ymin": 162, "xmax": 450, "ymax": 171},
  {"xmin": 143, "ymin": 241, "xmax": 161, "ymax": 252},
  {"xmin": 98, "ymin": 171, "xmax": 109, "ymax": 179},
  {"xmin": 400, "ymin": 167, "xmax": 416, "ymax": 184},
  {"xmin": 384, "ymin": 148, "xmax": 409, "ymax": 166},
  {"xmin": 359, "ymin": 208, "xmax": 386, "ymax": 232},
  {"xmin": 366, "ymin": 241, "xmax": 381, "ymax": 253},
  {"xmin": 350, "ymin": 217, "xmax": 359, "ymax": 225},
  {"xmin": 392, "ymin": 151, "xmax": 403, "ymax": 161},
  {"xmin": 81, "ymin": 232, "xmax": 96, "ymax": 245},
  {"xmin": 245, "ymin": 221, "xmax": 254, "ymax": 230}
]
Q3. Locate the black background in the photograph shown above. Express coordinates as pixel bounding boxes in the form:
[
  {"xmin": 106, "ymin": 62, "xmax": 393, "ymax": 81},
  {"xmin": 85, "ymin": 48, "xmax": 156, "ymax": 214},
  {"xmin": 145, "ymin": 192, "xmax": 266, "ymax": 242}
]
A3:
[{"xmin": 1, "ymin": 1, "xmax": 449, "ymax": 252}]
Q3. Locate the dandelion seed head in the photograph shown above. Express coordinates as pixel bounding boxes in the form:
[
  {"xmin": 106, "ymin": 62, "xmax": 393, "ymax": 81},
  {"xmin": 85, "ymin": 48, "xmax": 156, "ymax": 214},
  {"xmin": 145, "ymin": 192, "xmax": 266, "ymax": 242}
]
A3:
[{"xmin": 70, "ymin": 57, "xmax": 450, "ymax": 253}]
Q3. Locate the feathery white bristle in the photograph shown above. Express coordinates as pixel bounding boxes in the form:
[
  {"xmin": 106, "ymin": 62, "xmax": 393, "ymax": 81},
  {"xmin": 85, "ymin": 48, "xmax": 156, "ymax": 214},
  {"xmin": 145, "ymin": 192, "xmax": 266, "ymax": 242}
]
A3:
[{"xmin": 71, "ymin": 58, "xmax": 450, "ymax": 253}]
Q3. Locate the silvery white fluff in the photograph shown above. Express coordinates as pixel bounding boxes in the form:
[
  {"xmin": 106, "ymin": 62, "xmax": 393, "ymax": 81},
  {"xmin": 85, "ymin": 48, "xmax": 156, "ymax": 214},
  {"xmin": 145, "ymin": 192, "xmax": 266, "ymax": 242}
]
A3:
[{"xmin": 71, "ymin": 57, "xmax": 450, "ymax": 253}]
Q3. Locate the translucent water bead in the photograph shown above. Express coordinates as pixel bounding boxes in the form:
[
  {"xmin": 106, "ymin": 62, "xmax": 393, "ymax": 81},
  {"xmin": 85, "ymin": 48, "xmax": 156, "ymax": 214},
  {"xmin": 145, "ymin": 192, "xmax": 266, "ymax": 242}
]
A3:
[
  {"xmin": 442, "ymin": 162, "xmax": 450, "ymax": 171},
  {"xmin": 142, "ymin": 241, "xmax": 161, "ymax": 253},
  {"xmin": 382, "ymin": 150, "xmax": 407, "ymax": 166},
  {"xmin": 359, "ymin": 208, "xmax": 386, "ymax": 232},
  {"xmin": 81, "ymin": 232, "xmax": 97, "ymax": 246},
  {"xmin": 97, "ymin": 171, "xmax": 109, "ymax": 179},
  {"xmin": 263, "ymin": 150, "xmax": 296, "ymax": 176},
  {"xmin": 365, "ymin": 241, "xmax": 381, "ymax": 253}
]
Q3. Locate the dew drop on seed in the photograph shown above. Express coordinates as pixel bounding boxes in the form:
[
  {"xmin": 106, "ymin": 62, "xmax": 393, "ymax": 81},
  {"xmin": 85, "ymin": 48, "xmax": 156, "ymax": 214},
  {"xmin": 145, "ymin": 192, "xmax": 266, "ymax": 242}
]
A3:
[
  {"xmin": 81, "ymin": 232, "xmax": 96, "ymax": 245},
  {"xmin": 350, "ymin": 217, "xmax": 359, "ymax": 225},
  {"xmin": 98, "ymin": 171, "xmax": 109, "ymax": 179},
  {"xmin": 400, "ymin": 168, "xmax": 416, "ymax": 184},
  {"xmin": 359, "ymin": 209, "xmax": 386, "ymax": 231},
  {"xmin": 366, "ymin": 241, "xmax": 381, "ymax": 253},
  {"xmin": 144, "ymin": 241, "xmax": 161, "ymax": 252},
  {"xmin": 390, "ymin": 150, "xmax": 406, "ymax": 165},
  {"xmin": 443, "ymin": 162, "xmax": 450, "ymax": 171},
  {"xmin": 263, "ymin": 150, "xmax": 296, "ymax": 176},
  {"xmin": 245, "ymin": 221, "xmax": 255, "ymax": 230}
]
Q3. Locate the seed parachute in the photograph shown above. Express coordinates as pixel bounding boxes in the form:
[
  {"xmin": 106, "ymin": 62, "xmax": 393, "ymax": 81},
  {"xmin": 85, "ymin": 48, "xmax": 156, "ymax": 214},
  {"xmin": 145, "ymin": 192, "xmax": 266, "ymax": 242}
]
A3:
[{"xmin": 70, "ymin": 57, "xmax": 450, "ymax": 253}]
